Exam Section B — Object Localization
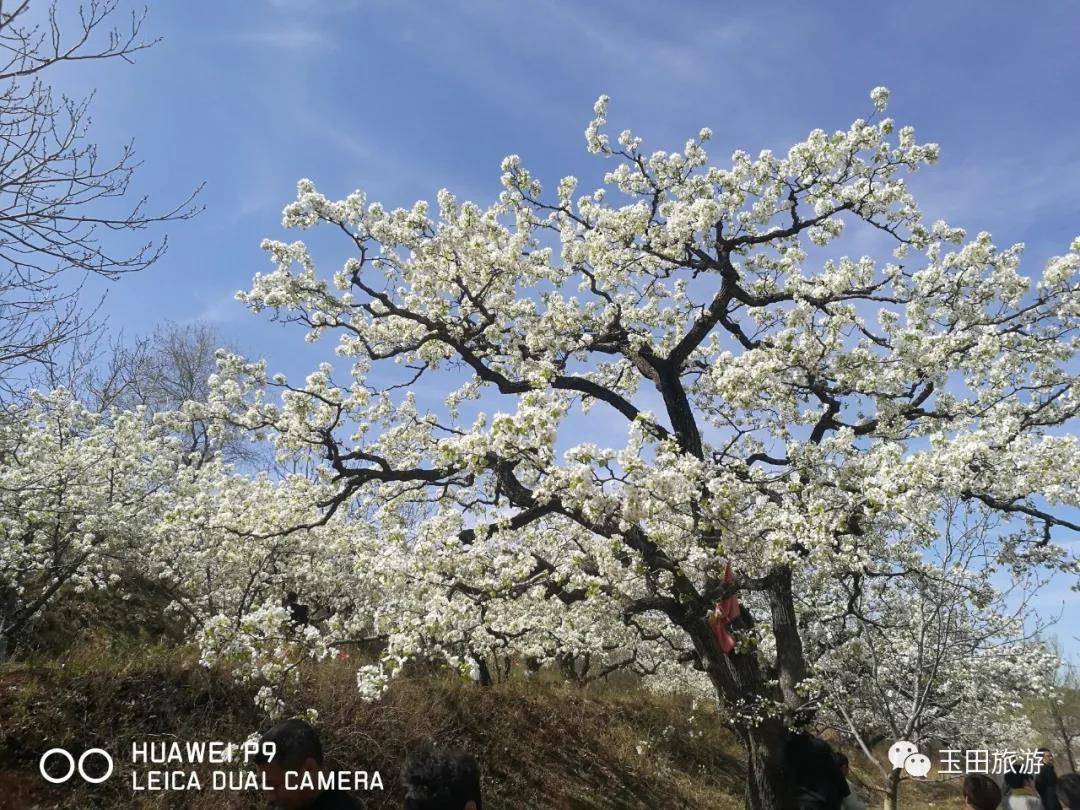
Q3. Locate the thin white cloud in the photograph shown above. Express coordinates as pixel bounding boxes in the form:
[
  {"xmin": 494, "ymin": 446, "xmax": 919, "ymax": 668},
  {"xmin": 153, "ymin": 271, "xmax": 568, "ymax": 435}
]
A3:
[
  {"xmin": 264, "ymin": 0, "xmax": 362, "ymax": 12},
  {"xmin": 188, "ymin": 289, "xmax": 245, "ymax": 324},
  {"xmin": 229, "ymin": 28, "xmax": 332, "ymax": 50},
  {"xmin": 911, "ymin": 138, "xmax": 1080, "ymax": 238}
]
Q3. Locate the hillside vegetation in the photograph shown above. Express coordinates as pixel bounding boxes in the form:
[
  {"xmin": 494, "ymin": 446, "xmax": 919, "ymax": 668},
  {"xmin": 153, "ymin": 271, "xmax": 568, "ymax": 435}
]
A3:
[{"xmin": 0, "ymin": 638, "xmax": 955, "ymax": 809}]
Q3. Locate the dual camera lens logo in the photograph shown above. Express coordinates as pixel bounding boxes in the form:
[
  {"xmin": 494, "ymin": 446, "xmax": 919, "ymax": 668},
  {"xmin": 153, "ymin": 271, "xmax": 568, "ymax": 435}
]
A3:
[{"xmin": 39, "ymin": 748, "xmax": 114, "ymax": 784}]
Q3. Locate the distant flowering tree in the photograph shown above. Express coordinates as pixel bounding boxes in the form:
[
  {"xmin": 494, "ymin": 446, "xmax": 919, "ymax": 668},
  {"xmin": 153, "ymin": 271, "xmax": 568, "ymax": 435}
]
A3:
[
  {"xmin": 1028, "ymin": 644, "xmax": 1080, "ymax": 773},
  {"xmin": 0, "ymin": 390, "xmax": 183, "ymax": 658},
  {"xmin": 204, "ymin": 88, "xmax": 1079, "ymax": 810},
  {"xmin": 149, "ymin": 461, "xmax": 376, "ymax": 716},
  {"xmin": 809, "ymin": 499, "xmax": 1057, "ymax": 809}
]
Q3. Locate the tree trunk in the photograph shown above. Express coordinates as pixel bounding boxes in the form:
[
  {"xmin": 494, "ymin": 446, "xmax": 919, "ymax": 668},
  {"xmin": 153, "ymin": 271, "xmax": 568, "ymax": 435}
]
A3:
[
  {"xmin": 1063, "ymin": 738, "xmax": 1077, "ymax": 774},
  {"xmin": 883, "ymin": 768, "xmax": 902, "ymax": 810},
  {"xmin": 471, "ymin": 655, "xmax": 492, "ymax": 686},
  {"xmin": 0, "ymin": 615, "xmax": 14, "ymax": 662},
  {"xmin": 737, "ymin": 717, "xmax": 796, "ymax": 810},
  {"xmin": 688, "ymin": 610, "xmax": 798, "ymax": 810},
  {"xmin": 766, "ymin": 567, "xmax": 809, "ymax": 716},
  {"xmin": 1051, "ymin": 701, "xmax": 1078, "ymax": 772}
]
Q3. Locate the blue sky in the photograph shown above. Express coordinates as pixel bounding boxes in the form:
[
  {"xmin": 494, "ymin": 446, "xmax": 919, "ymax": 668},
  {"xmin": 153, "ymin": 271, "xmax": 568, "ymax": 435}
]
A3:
[{"xmin": 46, "ymin": 1, "xmax": 1080, "ymax": 658}]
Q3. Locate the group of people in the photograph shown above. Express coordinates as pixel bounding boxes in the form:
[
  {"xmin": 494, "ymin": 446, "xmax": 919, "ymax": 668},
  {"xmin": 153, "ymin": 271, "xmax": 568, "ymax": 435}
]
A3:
[
  {"xmin": 962, "ymin": 750, "xmax": 1080, "ymax": 810},
  {"xmin": 253, "ymin": 719, "xmax": 481, "ymax": 809}
]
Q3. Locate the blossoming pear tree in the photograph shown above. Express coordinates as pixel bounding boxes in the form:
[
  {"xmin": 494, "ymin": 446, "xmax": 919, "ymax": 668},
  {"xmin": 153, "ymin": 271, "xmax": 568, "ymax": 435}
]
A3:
[
  {"xmin": 205, "ymin": 87, "xmax": 1079, "ymax": 809},
  {"xmin": 150, "ymin": 460, "xmax": 381, "ymax": 715},
  {"xmin": 0, "ymin": 390, "xmax": 186, "ymax": 659},
  {"xmin": 808, "ymin": 499, "xmax": 1058, "ymax": 808}
]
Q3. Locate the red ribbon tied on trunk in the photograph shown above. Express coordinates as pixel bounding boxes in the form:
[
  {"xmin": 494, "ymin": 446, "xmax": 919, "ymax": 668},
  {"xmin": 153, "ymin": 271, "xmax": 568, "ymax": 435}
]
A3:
[{"xmin": 707, "ymin": 562, "xmax": 741, "ymax": 655}]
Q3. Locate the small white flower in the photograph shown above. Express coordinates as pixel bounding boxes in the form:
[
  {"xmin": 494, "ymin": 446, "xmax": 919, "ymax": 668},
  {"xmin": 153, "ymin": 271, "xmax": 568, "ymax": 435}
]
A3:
[{"xmin": 870, "ymin": 86, "xmax": 890, "ymax": 112}]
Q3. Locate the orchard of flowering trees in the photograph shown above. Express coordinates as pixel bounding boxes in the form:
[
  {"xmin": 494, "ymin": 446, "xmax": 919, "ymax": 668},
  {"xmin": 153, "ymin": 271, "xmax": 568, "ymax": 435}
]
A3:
[{"xmin": 1, "ymin": 80, "xmax": 1078, "ymax": 810}]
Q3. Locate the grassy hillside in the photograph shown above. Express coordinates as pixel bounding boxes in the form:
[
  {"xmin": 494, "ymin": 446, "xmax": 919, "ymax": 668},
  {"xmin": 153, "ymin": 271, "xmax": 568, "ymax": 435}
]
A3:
[{"xmin": 0, "ymin": 639, "xmax": 954, "ymax": 809}]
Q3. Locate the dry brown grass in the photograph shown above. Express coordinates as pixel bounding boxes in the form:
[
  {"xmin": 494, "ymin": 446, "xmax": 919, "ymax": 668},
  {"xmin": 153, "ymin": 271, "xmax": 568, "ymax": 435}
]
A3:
[{"xmin": 0, "ymin": 639, "xmax": 953, "ymax": 809}]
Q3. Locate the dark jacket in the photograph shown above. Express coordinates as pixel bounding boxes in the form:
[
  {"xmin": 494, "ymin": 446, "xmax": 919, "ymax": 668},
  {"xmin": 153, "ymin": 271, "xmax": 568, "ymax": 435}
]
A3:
[
  {"xmin": 1035, "ymin": 764, "xmax": 1060, "ymax": 810},
  {"xmin": 309, "ymin": 788, "xmax": 364, "ymax": 809},
  {"xmin": 786, "ymin": 733, "xmax": 851, "ymax": 810}
]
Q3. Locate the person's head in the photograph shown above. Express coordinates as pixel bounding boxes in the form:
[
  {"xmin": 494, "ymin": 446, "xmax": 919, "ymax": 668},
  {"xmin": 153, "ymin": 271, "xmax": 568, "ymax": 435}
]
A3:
[
  {"xmin": 963, "ymin": 773, "xmax": 1002, "ymax": 810},
  {"xmin": 254, "ymin": 719, "xmax": 325, "ymax": 809},
  {"xmin": 833, "ymin": 750, "xmax": 850, "ymax": 779},
  {"xmin": 1004, "ymin": 764, "xmax": 1030, "ymax": 790},
  {"xmin": 1038, "ymin": 748, "xmax": 1054, "ymax": 766},
  {"xmin": 402, "ymin": 743, "xmax": 482, "ymax": 810},
  {"xmin": 1058, "ymin": 773, "xmax": 1080, "ymax": 810}
]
